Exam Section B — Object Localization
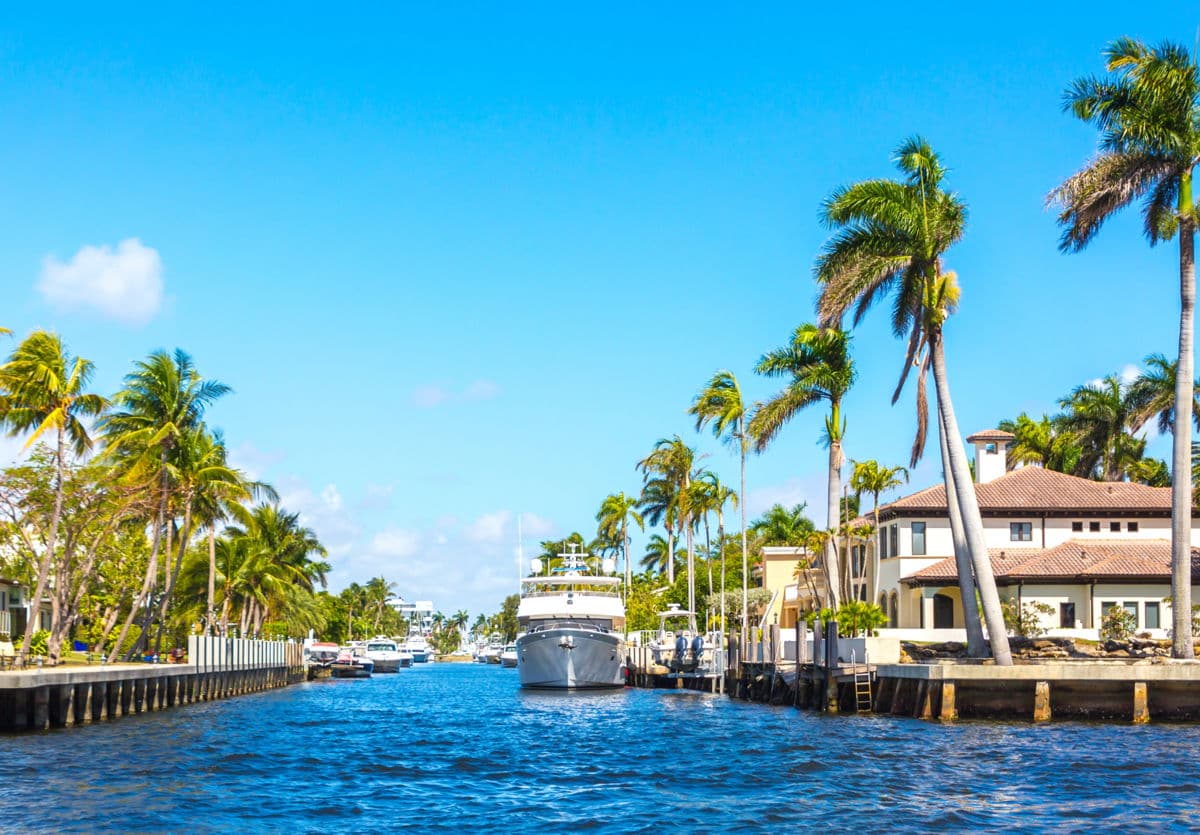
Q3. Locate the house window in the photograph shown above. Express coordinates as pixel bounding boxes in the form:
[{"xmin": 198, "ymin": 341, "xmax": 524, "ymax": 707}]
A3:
[
  {"xmin": 1089, "ymin": 521, "xmax": 1101, "ymax": 532},
  {"xmin": 1110, "ymin": 522, "xmax": 1121, "ymax": 532},
  {"xmin": 889, "ymin": 525, "xmax": 898, "ymax": 557},
  {"xmin": 1010, "ymin": 522, "xmax": 1032, "ymax": 542},
  {"xmin": 1100, "ymin": 601, "xmax": 1117, "ymax": 618},
  {"xmin": 1072, "ymin": 521, "xmax": 1083, "ymax": 532},
  {"xmin": 880, "ymin": 528, "xmax": 889, "ymax": 559},
  {"xmin": 985, "ymin": 442, "xmax": 997, "ymax": 454},
  {"xmin": 1145, "ymin": 602, "xmax": 1160, "ymax": 629},
  {"xmin": 1128, "ymin": 522, "xmax": 1139, "ymax": 532},
  {"xmin": 912, "ymin": 522, "xmax": 926, "ymax": 556},
  {"xmin": 1059, "ymin": 602, "xmax": 1076, "ymax": 629},
  {"xmin": 1123, "ymin": 602, "xmax": 1138, "ymax": 622}
]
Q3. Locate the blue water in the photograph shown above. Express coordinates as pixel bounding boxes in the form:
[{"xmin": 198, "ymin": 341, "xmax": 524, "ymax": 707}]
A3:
[{"xmin": 3, "ymin": 663, "xmax": 1198, "ymax": 832}]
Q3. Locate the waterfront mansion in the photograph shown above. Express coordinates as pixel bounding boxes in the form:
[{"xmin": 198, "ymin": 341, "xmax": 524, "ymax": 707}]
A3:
[{"xmin": 770, "ymin": 429, "xmax": 1200, "ymax": 638}]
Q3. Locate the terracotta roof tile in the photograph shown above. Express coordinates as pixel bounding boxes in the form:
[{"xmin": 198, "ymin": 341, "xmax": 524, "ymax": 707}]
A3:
[
  {"xmin": 966, "ymin": 429, "xmax": 1016, "ymax": 442},
  {"xmin": 880, "ymin": 466, "xmax": 1171, "ymax": 517},
  {"xmin": 903, "ymin": 539, "xmax": 1200, "ymax": 584}
]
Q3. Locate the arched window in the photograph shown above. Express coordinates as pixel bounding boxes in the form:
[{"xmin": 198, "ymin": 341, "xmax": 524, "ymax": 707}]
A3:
[{"xmin": 888, "ymin": 592, "xmax": 899, "ymax": 628}]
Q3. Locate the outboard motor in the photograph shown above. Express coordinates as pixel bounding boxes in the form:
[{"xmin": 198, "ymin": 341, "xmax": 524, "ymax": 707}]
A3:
[
  {"xmin": 691, "ymin": 634, "xmax": 705, "ymax": 660},
  {"xmin": 674, "ymin": 634, "xmax": 688, "ymax": 661}
]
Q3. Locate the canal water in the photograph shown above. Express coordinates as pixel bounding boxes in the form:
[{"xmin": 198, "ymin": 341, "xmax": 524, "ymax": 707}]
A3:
[{"xmin": 4, "ymin": 662, "xmax": 1198, "ymax": 832}]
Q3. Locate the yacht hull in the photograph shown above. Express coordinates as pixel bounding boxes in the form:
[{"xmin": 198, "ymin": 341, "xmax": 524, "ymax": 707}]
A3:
[{"xmin": 516, "ymin": 626, "xmax": 624, "ymax": 689}]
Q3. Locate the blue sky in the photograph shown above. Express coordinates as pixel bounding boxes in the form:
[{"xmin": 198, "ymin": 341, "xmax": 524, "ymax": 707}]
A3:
[{"xmin": 0, "ymin": 5, "xmax": 1195, "ymax": 616}]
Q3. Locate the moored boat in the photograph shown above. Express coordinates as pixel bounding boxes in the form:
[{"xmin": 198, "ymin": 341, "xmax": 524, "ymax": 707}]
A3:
[
  {"xmin": 515, "ymin": 545, "xmax": 625, "ymax": 689},
  {"xmin": 405, "ymin": 634, "xmax": 431, "ymax": 663},
  {"xmin": 499, "ymin": 644, "xmax": 518, "ymax": 668},
  {"xmin": 331, "ymin": 648, "xmax": 374, "ymax": 678},
  {"xmin": 361, "ymin": 636, "xmax": 410, "ymax": 672}
]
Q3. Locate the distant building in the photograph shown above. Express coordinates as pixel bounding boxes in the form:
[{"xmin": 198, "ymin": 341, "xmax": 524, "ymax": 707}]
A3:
[{"xmin": 390, "ymin": 597, "xmax": 435, "ymax": 633}]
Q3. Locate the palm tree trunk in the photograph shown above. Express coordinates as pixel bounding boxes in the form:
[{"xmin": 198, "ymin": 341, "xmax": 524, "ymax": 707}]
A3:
[
  {"xmin": 686, "ymin": 517, "xmax": 696, "ymax": 633},
  {"xmin": 704, "ymin": 512, "xmax": 713, "ymax": 628},
  {"xmin": 666, "ymin": 526, "xmax": 675, "ymax": 584},
  {"xmin": 19, "ymin": 428, "xmax": 67, "ymax": 663},
  {"xmin": 739, "ymin": 429, "xmax": 749, "ymax": 646},
  {"xmin": 938, "ymin": 405, "xmax": 986, "ymax": 656},
  {"xmin": 206, "ymin": 526, "xmax": 216, "ymax": 635},
  {"xmin": 931, "ymin": 334, "xmax": 1012, "ymax": 665},
  {"xmin": 154, "ymin": 498, "xmax": 194, "ymax": 654},
  {"xmin": 718, "ymin": 511, "xmax": 726, "ymax": 633},
  {"xmin": 1172, "ymin": 201, "xmax": 1196, "ymax": 658},
  {"xmin": 824, "ymin": 437, "xmax": 842, "ymax": 610},
  {"xmin": 109, "ymin": 452, "xmax": 169, "ymax": 659},
  {"xmin": 623, "ymin": 519, "xmax": 631, "ymax": 595},
  {"xmin": 871, "ymin": 494, "xmax": 881, "ymax": 605}
]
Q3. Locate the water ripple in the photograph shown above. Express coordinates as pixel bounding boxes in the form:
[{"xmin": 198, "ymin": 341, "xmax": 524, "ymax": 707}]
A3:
[{"xmin": 2, "ymin": 664, "xmax": 1199, "ymax": 832}]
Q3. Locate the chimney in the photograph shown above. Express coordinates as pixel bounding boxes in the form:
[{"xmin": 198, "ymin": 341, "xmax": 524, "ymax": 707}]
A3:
[{"xmin": 966, "ymin": 429, "xmax": 1015, "ymax": 484}]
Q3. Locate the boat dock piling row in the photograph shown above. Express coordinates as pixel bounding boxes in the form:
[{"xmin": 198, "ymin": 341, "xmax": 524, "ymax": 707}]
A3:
[{"xmin": 0, "ymin": 637, "xmax": 305, "ymax": 732}]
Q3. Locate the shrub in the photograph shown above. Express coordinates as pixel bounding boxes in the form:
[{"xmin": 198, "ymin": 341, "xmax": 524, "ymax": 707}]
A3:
[
  {"xmin": 1001, "ymin": 598, "xmax": 1055, "ymax": 638},
  {"xmin": 835, "ymin": 601, "xmax": 888, "ymax": 637},
  {"xmin": 29, "ymin": 629, "xmax": 49, "ymax": 658},
  {"xmin": 1100, "ymin": 607, "xmax": 1137, "ymax": 641}
]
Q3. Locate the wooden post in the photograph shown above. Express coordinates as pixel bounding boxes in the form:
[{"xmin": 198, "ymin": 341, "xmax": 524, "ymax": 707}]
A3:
[
  {"xmin": 1133, "ymin": 681, "xmax": 1150, "ymax": 725},
  {"xmin": 939, "ymin": 681, "xmax": 958, "ymax": 721},
  {"xmin": 75, "ymin": 683, "xmax": 91, "ymax": 726},
  {"xmin": 93, "ymin": 681, "xmax": 108, "ymax": 721},
  {"xmin": 13, "ymin": 689, "xmax": 28, "ymax": 730},
  {"xmin": 824, "ymin": 621, "xmax": 838, "ymax": 713},
  {"xmin": 1033, "ymin": 680, "xmax": 1051, "ymax": 723},
  {"xmin": 914, "ymin": 680, "xmax": 933, "ymax": 720},
  {"xmin": 32, "ymin": 686, "xmax": 49, "ymax": 730},
  {"xmin": 48, "ymin": 685, "xmax": 72, "ymax": 728}
]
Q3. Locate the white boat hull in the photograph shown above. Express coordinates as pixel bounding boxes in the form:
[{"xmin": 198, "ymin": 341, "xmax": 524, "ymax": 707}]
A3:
[{"xmin": 516, "ymin": 626, "xmax": 624, "ymax": 689}]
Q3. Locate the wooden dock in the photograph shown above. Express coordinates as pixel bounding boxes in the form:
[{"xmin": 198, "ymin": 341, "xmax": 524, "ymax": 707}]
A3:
[{"xmin": 0, "ymin": 637, "xmax": 305, "ymax": 732}]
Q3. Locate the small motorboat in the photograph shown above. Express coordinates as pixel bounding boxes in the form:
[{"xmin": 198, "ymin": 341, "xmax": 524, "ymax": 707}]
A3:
[
  {"xmin": 499, "ymin": 644, "xmax": 518, "ymax": 668},
  {"xmin": 361, "ymin": 637, "xmax": 410, "ymax": 672},
  {"xmin": 303, "ymin": 640, "xmax": 340, "ymax": 680},
  {"xmin": 330, "ymin": 648, "xmax": 374, "ymax": 678}
]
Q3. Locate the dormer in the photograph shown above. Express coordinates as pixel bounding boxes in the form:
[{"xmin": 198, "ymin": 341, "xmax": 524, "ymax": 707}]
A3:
[{"xmin": 966, "ymin": 429, "xmax": 1015, "ymax": 484}]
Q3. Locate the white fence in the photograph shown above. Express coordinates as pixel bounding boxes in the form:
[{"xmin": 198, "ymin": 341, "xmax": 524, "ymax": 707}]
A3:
[
  {"xmin": 0, "ymin": 611, "xmax": 9, "ymax": 636},
  {"xmin": 187, "ymin": 636, "xmax": 292, "ymax": 672}
]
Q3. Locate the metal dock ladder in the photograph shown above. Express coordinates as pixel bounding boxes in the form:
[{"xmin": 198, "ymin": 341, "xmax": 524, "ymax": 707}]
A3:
[{"xmin": 850, "ymin": 649, "xmax": 872, "ymax": 713}]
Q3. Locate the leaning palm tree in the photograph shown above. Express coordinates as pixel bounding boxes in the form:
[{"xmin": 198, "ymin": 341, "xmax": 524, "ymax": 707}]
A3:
[
  {"xmin": 640, "ymin": 533, "xmax": 673, "ymax": 576},
  {"xmin": 749, "ymin": 324, "xmax": 855, "ymax": 609},
  {"xmin": 595, "ymin": 492, "xmax": 643, "ymax": 592},
  {"xmin": 848, "ymin": 459, "xmax": 908, "ymax": 603},
  {"xmin": 1050, "ymin": 38, "xmax": 1200, "ymax": 657},
  {"xmin": 689, "ymin": 370, "xmax": 752, "ymax": 642},
  {"xmin": 0, "ymin": 331, "xmax": 107, "ymax": 661},
  {"xmin": 815, "ymin": 137, "xmax": 1011, "ymax": 663},
  {"xmin": 101, "ymin": 349, "xmax": 231, "ymax": 658}
]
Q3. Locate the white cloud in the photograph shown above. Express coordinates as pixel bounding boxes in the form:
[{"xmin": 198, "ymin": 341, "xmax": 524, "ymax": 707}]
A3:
[
  {"xmin": 37, "ymin": 238, "xmax": 164, "ymax": 325},
  {"xmin": 370, "ymin": 528, "xmax": 421, "ymax": 558},
  {"xmin": 463, "ymin": 379, "xmax": 501, "ymax": 401},
  {"xmin": 519, "ymin": 512, "xmax": 555, "ymax": 538},
  {"xmin": 466, "ymin": 510, "xmax": 511, "ymax": 543},
  {"xmin": 746, "ymin": 473, "xmax": 828, "ymax": 519},
  {"xmin": 226, "ymin": 441, "xmax": 285, "ymax": 482},
  {"xmin": 413, "ymin": 385, "xmax": 450, "ymax": 408},
  {"xmin": 412, "ymin": 380, "xmax": 502, "ymax": 408}
]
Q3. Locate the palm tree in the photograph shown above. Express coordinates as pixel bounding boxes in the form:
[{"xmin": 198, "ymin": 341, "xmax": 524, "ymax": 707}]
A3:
[
  {"xmin": 638, "ymin": 437, "xmax": 700, "ymax": 624},
  {"xmin": 1051, "ymin": 38, "xmax": 1200, "ymax": 657},
  {"xmin": 640, "ymin": 533, "xmax": 673, "ymax": 576},
  {"xmin": 748, "ymin": 324, "xmax": 855, "ymax": 609},
  {"xmin": 814, "ymin": 137, "xmax": 1011, "ymax": 663},
  {"xmin": 689, "ymin": 370, "xmax": 752, "ymax": 642},
  {"xmin": 636, "ymin": 478, "xmax": 678, "ymax": 583},
  {"xmin": 848, "ymin": 459, "xmax": 908, "ymax": 603},
  {"xmin": 749, "ymin": 503, "xmax": 815, "ymax": 546},
  {"xmin": 1127, "ymin": 353, "xmax": 1200, "ymax": 436},
  {"xmin": 998, "ymin": 413, "xmax": 1082, "ymax": 474},
  {"xmin": 595, "ymin": 492, "xmax": 643, "ymax": 592},
  {"xmin": 1057, "ymin": 376, "xmax": 1141, "ymax": 481},
  {"xmin": 102, "ymin": 349, "xmax": 230, "ymax": 658},
  {"xmin": 0, "ymin": 331, "xmax": 107, "ymax": 661}
]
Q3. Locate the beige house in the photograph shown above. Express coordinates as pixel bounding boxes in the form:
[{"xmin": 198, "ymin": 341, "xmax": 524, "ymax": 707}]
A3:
[
  {"xmin": 871, "ymin": 429, "xmax": 1200, "ymax": 636},
  {"xmin": 759, "ymin": 429, "xmax": 1200, "ymax": 638}
]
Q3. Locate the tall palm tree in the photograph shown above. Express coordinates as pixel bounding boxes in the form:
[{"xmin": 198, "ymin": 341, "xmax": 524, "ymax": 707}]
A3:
[
  {"xmin": 102, "ymin": 349, "xmax": 230, "ymax": 657},
  {"xmin": 749, "ymin": 503, "xmax": 815, "ymax": 546},
  {"xmin": 848, "ymin": 459, "xmax": 908, "ymax": 603},
  {"xmin": 749, "ymin": 324, "xmax": 855, "ymax": 609},
  {"xmin": 815, "ymin": 137, "xmax": 1011, "ymax": 663},
  {"xmin": 0, "ymin": 331, "xmax": 107, "ymax": 661},
  {"xmin": 636, "ymin": 477, "xmax": 678, "ymax": 583},
  {"xmin": 640, "ymin": 533, "xmax": 673, "ymax": 576},
  {"xmin": 689, "ymin": 370, "xmax": 752, "ymax": 642},
  {"xmin": 596, "ymin": 492, "xmax": 643, "ymax": 592},
  {"xmin": 1051, "ymin": 38, "xmax": 1200, "ymax": 657}
]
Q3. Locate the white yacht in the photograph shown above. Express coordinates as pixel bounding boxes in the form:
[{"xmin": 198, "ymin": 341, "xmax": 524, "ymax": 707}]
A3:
[
  {"xmin": 361, "ymin": 636, "xmax": 410, "ymax": 672},
  {"xmin": 405, "ymin": 634, "xmax": 431, "ymax": 663},
  {"xmin": 499, "ymin": 644, "xmax": 518, "ymax": 668},
  {"xmin": 482, "ymin": 635, "xmax": 504, "ymax": 664},
  {"xmin": 515, "ymin": 546, "xmax": 625, "ymax": 689}
]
